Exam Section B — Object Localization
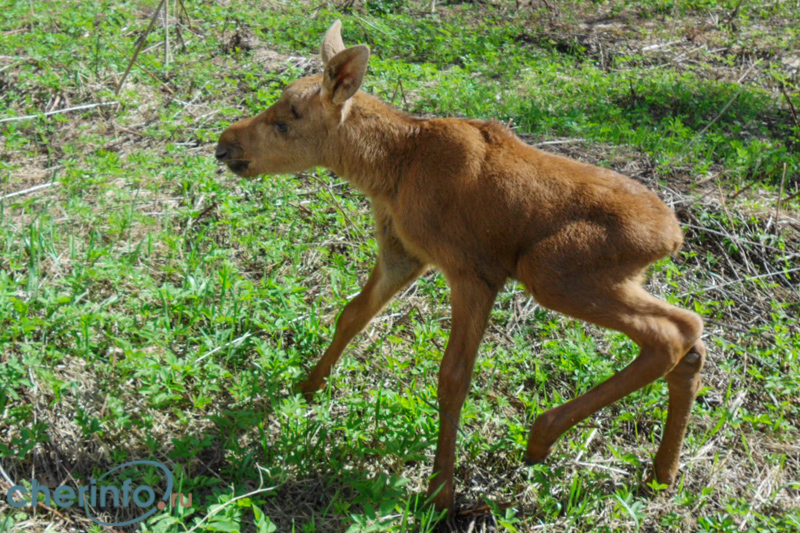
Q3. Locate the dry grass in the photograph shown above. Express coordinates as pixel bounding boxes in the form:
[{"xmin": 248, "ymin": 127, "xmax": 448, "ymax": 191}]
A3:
[{"xmin": 1, "ymin": 1, "xmax": 799, "ymax": 532}]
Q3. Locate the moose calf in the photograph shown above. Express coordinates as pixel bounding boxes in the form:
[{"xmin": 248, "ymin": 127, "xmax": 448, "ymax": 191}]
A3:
[{"xmin": 216, "ymin": 21, "xmax": 706, "ymax": 512}]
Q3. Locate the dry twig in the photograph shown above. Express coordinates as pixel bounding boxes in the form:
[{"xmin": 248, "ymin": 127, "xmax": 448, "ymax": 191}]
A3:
[
  {"xmin": 679, "ymin": 266, "xmax": 800, "ymax": 297},
  {"xmin": 1, "ymin": 182, "xmax": 59, "ymax": 200},
  {"xmin": 0, "ymin": 102, "xmax": 117, "ymax": 124},
  {"xmin": 115, "ymin": 0, "xmax": 167, "ymax": 95},
  {"xmin": 773, "ymin": 164, "xmax": 787, "ymax": 233}
]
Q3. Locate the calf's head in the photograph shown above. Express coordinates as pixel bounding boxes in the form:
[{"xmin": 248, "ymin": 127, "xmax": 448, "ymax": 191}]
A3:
[{"xmin": 215, "ymin": 21, "xmax": 370, "ymax": 178}]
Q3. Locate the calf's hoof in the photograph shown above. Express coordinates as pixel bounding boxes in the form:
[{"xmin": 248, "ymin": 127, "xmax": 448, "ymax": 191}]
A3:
[
  {"xmin": 643, "ymin": 469, "xmax": 676, "ymax": 493},
  {"xmin": 295, "ymin": 379, "xmax": 323, "ymax": 403},
  {"xmin": 524, "ymin": 439, "xmax": 555, "ymax": 465}
]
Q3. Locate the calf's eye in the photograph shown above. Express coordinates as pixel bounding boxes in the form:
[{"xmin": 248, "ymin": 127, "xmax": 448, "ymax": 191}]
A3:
[{"xmin": 275, "ymin": 122, "xmax": 288, "ymax": 133}]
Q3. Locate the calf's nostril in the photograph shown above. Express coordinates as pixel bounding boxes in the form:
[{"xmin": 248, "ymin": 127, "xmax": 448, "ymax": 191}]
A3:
[{"xmin": 215, "ymin": 145, "xmax": 229, "ymax": 161}]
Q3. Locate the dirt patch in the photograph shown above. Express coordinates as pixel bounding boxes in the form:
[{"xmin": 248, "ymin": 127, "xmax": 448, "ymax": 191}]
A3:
[{"xmin": 222, "ymin": 25, "xmax": 259, "ymax": 55}]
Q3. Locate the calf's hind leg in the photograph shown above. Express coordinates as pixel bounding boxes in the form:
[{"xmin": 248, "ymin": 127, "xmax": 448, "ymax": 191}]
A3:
[
  {"xmin": 521, "ymin": 276, "xmax": 703, "ymax": 486},
  {"xmin": 650, "ymin": 338, "xmax": 705, "ymax": 486}
]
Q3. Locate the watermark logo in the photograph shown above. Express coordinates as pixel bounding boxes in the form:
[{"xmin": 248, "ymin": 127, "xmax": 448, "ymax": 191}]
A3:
[{"xmin": 5, "ymin": 460, "xmax": 192, "ymax": 527}]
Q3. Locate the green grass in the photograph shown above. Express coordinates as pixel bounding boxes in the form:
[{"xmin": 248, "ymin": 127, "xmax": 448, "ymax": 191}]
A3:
[{"xmin": 1, "ymin": 0, "xmax": 799, "ymax": 532}]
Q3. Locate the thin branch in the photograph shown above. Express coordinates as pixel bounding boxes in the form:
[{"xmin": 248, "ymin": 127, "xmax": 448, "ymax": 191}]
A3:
[
  {"xmin": 681, "ymin": 222, "xmax": 797, "ymax": 258},
  {"xmin": 533, "ymin": 138, "xmax": 585, "ymax": 147},
  {"xmin": 178, "ymin": 0, "xmax": 192, "ymax": 30},
  {"xmin": 728, "ymin": 169, "xmax": 771, "ymax": 199},
  {"xmin": 1, "ymin": 182, "xmax": 58, "ymax": 200},
  {"xmin": 108, "ymin": 41, "xmax": 174, "ymax": 94},
  {"xmin": 0, "ymin": 62, "xmax": 19, "ymax": 73},
  {"xmin": 419, "ymin": 397, "xmax": 467, "ymax": 438},
  {"xmin": 0, "ymin": 462, "xmax": 13, "ymax": 485},
  {"xmin": 163, "ymin": 0, "xmax": 170, "ymax": 71},
  {"xmin": 185, "ymin": 483, "xmax": 280, "ymax": 533},
  {"xmin": 682, "ymin": 60, "xmax": 760, "ymax": 157},
  {"xmin": 781, "ymin": 83, "xmax": 799, "ymax": 127},
  {"xmin": 678, "ymin": 267, "xmax": 800, "ymax": 297},
  {"xmin": 574, "ymin": 428, "xmax": 599, "ymax": 463},
  {"xmin": 575, "ymin": 461, "xmax": 629, "ymax": 476},
  {"xmin": 0, "ymin": 480, "xmax": 80, "ymax": 529},
  {"xmin": 115, "ymin": 0, "xmax": 167, "ymax": 95},
  {"xmin": 304, "ymin": 173, "xmax": 368, "ymax": 240},
  {"xmin": 195, "ymin": 332, "xmax": 252, "ymax": 363},
  {"xmin": 0, "ymin": 102, "xmax": 117, "ymax": 124},
  {"xmin": 723, "ymin": 0, "xmax": 745, "ymax": 25},
  {"xmin": 773, "ymin": 163, "xmax": 787, "ymax": 233}
]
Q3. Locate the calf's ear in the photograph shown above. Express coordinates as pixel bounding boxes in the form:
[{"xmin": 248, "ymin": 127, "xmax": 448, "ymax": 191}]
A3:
[
  {"xmin": 320, "ymin": 20, "xmax": 346, "ymax": 66},
  {"xmin": 322, "ymin": 45, "xmax": 370, "ymax": 106}
]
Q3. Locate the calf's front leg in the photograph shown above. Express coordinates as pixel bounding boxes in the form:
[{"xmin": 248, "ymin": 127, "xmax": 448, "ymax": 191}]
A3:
[
  {"xmin": 427, "ymin": 276, "xmax": 499, "ymax": 512},
  {"xmin": 298, "ymin": 244, "xmax": 425, "ymax": 400}
]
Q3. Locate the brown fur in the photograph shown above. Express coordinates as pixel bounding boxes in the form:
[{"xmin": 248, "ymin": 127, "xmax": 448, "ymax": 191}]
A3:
[{"xmin": 216, "ymin": 21, "xmax": 706, "ymax": 512}]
